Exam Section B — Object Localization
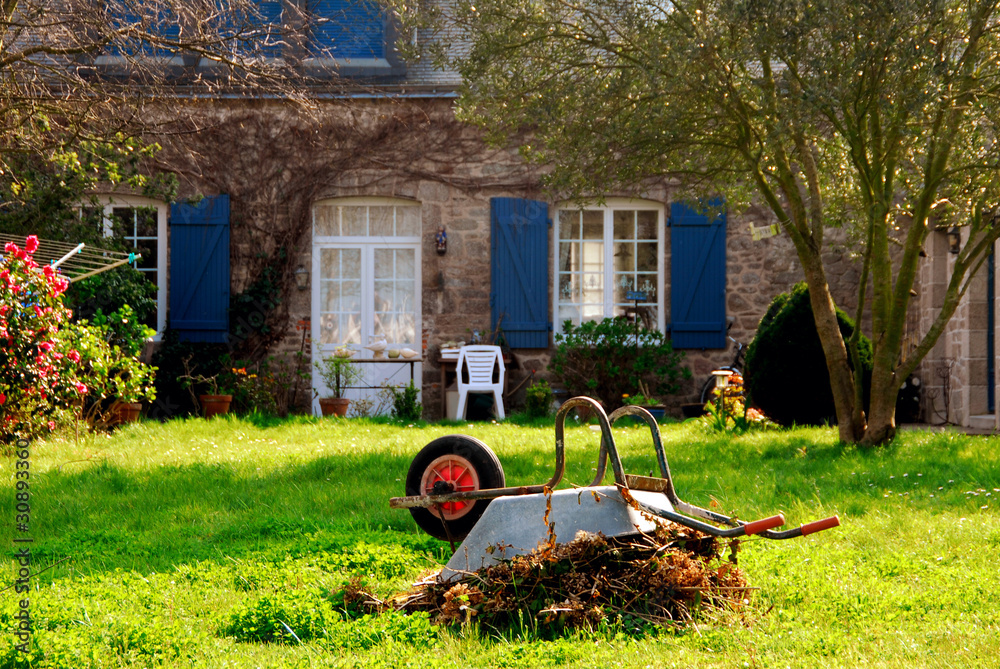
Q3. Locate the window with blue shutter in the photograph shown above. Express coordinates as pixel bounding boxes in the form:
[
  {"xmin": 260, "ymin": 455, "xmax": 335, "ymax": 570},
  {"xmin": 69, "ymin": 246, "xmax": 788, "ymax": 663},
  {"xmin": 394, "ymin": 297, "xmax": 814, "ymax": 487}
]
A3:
[
  {"xmin": 251, "ymin": 1, "xmax": 284, "ymax": 58},
  {"xmin": 669, "ymin": 200, "xmax": 727, "ymax": 349},
  {"xmin": 491, "ymin": 198, "xmax": 551, "ymax": 349},
  {"xmin": 105, "ymin": 5, "xmax": 181, "ymax": 58},
  {"xmin": 307, "ymin": 0, "xmax": 386, "ymax": 60},
  {"xmin": 169, "ymin": 195, "xmax": 230, "ymax": 343},
  {"xmin": 210, "ymin": 2, "xmax": 285, "ymax": 58}
]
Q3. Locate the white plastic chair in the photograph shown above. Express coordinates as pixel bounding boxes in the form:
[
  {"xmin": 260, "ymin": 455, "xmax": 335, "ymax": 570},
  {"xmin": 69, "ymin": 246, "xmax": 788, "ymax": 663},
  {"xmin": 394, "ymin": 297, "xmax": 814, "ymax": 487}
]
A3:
[{"xmin": 455, "ymin": 345, "xmax": 506, "ymax": 420}]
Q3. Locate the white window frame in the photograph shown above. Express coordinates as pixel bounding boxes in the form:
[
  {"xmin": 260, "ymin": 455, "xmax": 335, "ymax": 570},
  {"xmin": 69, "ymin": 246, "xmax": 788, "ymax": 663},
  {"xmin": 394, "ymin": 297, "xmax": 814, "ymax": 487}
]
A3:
[
  {"xmin": 85, "ymin": 195, "xmax": 169, "ymax": 339},
  {"xmin": 310, "ymin": 196, "xmax": 423, "ymax": 415},
  {"xmin": 552, "ymin": 198, "xmax": 665, "ymax": 335}
]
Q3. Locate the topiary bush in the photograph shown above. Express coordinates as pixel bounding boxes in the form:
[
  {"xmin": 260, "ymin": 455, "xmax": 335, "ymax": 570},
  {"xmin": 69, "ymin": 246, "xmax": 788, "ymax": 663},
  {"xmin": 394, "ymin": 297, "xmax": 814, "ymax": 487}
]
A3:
[{"xmin": 744, "ymin": 283, "xmax": 872, "ymax": 426}]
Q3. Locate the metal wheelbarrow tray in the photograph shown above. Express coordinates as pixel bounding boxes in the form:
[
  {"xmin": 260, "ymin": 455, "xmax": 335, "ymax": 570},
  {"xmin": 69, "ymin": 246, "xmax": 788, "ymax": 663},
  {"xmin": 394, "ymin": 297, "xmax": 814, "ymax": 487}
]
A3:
[{"xmin": 389, "ymin": 397, "xmax": 840, "ymax": 581}]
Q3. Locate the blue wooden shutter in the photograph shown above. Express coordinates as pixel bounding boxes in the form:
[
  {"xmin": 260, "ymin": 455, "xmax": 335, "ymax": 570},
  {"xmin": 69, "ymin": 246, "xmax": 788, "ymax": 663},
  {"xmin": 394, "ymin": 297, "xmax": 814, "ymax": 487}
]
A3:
[
  {"xmin": 491, "ymin": 198, "xmax": 551, "ymax": 349},
  {"xmin": 669, "ymin": 200, "xmax": 727, "ymax": 349},
  {"xmin": 106, "ymin": 6, "xmax": 180, "ymax": 57},
  {"xmin": 256, "ymin": 1, "xmax": 284, "ymax": 58},
  {"xmin": 308, "ymin": 0, "xmax": 385, "ymax": 59},
  {"xmin": 169, "ymin": 195, "xmax": 230, "ymax": 343}
]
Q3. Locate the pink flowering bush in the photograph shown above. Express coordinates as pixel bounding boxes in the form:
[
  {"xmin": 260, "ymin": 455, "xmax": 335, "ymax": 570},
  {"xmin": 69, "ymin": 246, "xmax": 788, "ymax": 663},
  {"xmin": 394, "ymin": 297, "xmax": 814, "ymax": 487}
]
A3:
[{"xmin": 0, "ymin": 236, "xmax": 84, "ymax": 446}]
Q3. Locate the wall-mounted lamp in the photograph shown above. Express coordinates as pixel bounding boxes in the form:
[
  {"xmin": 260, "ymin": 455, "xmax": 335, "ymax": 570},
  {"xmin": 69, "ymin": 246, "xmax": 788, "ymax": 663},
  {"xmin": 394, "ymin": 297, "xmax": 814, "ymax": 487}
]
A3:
[
  {"xmin": 435, "ymin": 227, "xmax": 447, "ymax": 255},
  {"xmin": 294, "ymin": 265, "xmax": 310, "ymax": 290},
  {"xmin": 947, "ymin": 227, "xmax": 961, "ymax": 254}
]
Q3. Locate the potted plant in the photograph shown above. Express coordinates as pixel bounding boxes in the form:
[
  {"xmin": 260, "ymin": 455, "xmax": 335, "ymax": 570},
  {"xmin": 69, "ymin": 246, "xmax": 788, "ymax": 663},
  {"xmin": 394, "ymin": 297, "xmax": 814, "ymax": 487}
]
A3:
[
  {"xmin": 315, "ymin": 347, "xmax": 361, "ymax": 417},
  {"xmin": 108, "ymin": 362, "xmax": 157, "ymax": 424},
  {"xmin": 178, "ymin": 355, "xmax": 233, "ymax": 418},
  {"xmin": 622, "ymin": 381, "xmax": 666, "ymax": 422}
]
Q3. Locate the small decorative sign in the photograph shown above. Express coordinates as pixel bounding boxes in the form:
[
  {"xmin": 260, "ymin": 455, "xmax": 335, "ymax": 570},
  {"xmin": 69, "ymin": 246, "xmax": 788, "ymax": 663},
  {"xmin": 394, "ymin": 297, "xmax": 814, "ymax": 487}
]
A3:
[
  {"xmin": 625, "ymin": 290, "xmax": 647, "ymax": 301},
  {"xmin": 749, "ymin": 222, "xmax": 779, "ymax": 241}
]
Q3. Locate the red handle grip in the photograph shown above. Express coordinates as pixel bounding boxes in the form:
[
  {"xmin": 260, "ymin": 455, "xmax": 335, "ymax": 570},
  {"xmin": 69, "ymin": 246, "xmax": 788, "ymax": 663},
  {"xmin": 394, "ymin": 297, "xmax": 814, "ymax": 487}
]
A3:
[
  {"xmin": 742, "ymin": 514, "xmax": 785, "ymax": 535},
  {"xmin": 800, "ymin": 515, "xmax": 841, "ymax": 536}
]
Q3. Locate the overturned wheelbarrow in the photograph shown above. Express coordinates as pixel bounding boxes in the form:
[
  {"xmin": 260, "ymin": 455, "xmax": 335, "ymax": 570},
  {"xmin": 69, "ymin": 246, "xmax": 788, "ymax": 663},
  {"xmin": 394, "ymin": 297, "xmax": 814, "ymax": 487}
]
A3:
[{"xmin": 389, "ymin": 397, "xmax": 840, "ymax": 581}]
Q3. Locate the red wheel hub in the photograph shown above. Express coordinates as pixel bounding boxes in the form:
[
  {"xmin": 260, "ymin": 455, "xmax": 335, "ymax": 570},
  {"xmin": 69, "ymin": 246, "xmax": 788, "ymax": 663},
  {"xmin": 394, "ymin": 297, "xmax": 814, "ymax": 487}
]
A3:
[{"xmin": 420, "ymin": 454, "xmax": 481, "ymax": 521}]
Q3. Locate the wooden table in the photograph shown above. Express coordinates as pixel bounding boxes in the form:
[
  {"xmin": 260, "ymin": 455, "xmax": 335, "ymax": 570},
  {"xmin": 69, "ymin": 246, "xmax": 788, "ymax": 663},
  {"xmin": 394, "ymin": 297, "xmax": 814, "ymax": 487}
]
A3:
[{"xmin": 348, "ymin": 357, "xmax": 423, "ymax": 389}]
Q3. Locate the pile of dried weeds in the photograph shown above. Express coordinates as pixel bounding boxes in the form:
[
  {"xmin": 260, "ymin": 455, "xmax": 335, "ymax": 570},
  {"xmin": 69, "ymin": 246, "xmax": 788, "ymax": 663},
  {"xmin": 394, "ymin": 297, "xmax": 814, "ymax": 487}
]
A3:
[{"xmin": 385, "ymin": 523, "xmax": 751, "ymax": 632}]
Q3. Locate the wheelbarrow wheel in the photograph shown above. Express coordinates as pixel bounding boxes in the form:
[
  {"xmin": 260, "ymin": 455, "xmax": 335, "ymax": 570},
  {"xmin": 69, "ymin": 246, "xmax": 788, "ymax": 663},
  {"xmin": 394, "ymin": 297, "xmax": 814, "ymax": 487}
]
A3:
[{"xmin": 405, "ymin": 435, "xmax": 505, "ymax": 541}]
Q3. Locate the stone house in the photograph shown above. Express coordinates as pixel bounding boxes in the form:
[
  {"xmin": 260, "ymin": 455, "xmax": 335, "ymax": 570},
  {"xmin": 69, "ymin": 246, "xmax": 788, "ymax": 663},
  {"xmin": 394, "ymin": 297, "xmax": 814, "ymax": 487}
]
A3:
[{"xmin": 94, "ymin": 3, "xmax": 995, "ymax": 429}]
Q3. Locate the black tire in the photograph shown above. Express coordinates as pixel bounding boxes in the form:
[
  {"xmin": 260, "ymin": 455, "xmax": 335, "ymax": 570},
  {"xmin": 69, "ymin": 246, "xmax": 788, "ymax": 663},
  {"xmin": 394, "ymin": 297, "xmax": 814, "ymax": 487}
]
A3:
[{"xmin": 405, "ymin": 435, "xmax": 505, "ymax": 541}]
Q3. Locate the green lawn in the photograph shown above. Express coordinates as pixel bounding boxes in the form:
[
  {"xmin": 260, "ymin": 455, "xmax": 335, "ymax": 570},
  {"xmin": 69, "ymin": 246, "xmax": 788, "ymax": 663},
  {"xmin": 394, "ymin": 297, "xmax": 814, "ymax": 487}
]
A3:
[{"xmin": 1, "ymin": 416, "xmax": 998, "ymax": 667}]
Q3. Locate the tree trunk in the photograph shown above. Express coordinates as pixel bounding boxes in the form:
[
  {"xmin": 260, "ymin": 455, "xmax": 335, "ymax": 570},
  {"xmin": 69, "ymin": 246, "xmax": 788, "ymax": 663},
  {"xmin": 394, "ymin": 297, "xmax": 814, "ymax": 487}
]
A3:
[
  {"xmin": 801, "ymin": 259, "xmax": 867, "ymax": 443},
  {"xmin": 861, "ymin": 353, "xmax": 900, "ymax": 446}
]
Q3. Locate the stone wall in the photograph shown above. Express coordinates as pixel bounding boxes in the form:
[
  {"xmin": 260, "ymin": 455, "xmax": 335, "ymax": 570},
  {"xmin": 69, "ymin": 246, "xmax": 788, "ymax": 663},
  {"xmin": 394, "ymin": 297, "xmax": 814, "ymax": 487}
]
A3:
[
  {"xmin": 161, "ymin": 98, "xmax": 869, "ymax": 419},
  {"xmin": 916, "ymin": 228, "xmax": 998, "ymax": 429}
]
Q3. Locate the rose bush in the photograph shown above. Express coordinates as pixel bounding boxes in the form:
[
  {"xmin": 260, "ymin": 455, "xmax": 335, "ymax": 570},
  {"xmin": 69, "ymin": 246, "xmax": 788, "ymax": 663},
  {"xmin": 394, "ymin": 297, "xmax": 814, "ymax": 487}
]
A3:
[
  {"xmin": 0, "ymin": 236, "xmax": 84, "ymax": 446},
  {"xmin": 0, "ymin": 236, "xmax": 156, "ymax": 445}
]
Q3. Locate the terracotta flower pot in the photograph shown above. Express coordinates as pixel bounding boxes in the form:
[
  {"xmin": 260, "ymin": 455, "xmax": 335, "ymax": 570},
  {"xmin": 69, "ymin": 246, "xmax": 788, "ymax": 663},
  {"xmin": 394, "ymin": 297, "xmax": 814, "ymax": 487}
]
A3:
[
  {"xmin": 319, "ymin": 397, "xmax": 350, "ymax": 417},
  {"xmin": 199, "ymin": 394, "xmax": 233, "ymax": 418},
  {"xmin": 112, "ymin": 401, "xmax": 142, "ymax": 424}
]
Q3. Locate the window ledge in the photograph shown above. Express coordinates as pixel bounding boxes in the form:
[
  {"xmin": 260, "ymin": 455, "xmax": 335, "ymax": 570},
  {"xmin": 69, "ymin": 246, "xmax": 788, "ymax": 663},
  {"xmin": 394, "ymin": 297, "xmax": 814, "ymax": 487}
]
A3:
[{"xmin": 94, "ymin": 55, "xmax": 190, "ymax": 67}]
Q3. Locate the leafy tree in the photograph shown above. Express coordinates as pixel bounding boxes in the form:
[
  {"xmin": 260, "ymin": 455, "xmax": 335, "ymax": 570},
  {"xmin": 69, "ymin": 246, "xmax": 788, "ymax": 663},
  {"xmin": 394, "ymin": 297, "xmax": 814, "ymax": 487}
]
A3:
[
  {"xmin": 400, "ymin": 0, "xmax": 1000, "ymax": 445},
  {"xmin": 0, "ymin": 0, "xmax": 320, "ymax": 219}
]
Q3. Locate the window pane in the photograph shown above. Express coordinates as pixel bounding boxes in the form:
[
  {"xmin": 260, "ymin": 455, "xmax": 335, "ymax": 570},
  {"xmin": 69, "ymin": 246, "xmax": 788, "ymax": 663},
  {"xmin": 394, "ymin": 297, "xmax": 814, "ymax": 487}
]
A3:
[
  {"xmin": 635, "ymin": 274, "xmax": 657, "ymax": 298},
  {"xmin": 396, "ymin": 248, "xmax": 415, "ymax": 277},
  {"xmin": 342, "ymin": 281, "xmax": 361, "ymax": 312},
  {"xmin": 319, "ymin": 248, "xmax": 361, "ymax": 345},
  {"xmin": 397, "ymin": 207, "xmax": 420, "ymax": 236},
  {"xmin": 112, "ymin": 208, "xmax": 135, "ymax": 236},
  {"xmin": 374, "ymin": 248, "xmax": 393, "ymax": 279},
  {"xmin": 613, "ymin": 275, "xmax": 635, "ymax": 303},
  {"xmin": 613, "ymin": 210, "xmax": 634, "ymax": 240},
  {"xmin": 397, "ymin": 313, "xmax": 416, "ymax": 343},
  {"xmin": 319, "ymin": 314, "xmax": 339, "ymax": 345},
  {"xmin": 582, "ymin": 241, "xmax": 603, "ymax": 272},
  {"xmin": 374, "ymin": 280, "xmax": 393, "ymax": 309},
  {"xmin": 558, "ymin": 305, "xmax": 581, "ymax": 326},
  {"xmin": 372, "ymin": 248, "xmax": 416, "ymax": 344},
  {"xmin": 636, "ymin": 242, "xmax": 657, "ymax": 272},
  {"xmin": 342, "ymin": 313, "xmax": 362, "ymax": 344},
  {"xmin": 636, "ymin": 211, "xmax": 657, "ymax": 239},
  {"xmin": 558, "ymin": 274, "xmax": 578, "ymax": 302},
  {"xmin": 582, "ymin": 211, "xmax": 603, "ymax": 239},
  {"xmin": 582, "ymin": 272, "xmax": 603, "ymax": 303},
  {"xmin": 315, "ymin": 204, "xmax": 338, "ymax": 236},
  {"xmin": 559, "ymin": 210, "xmax": 580, "ymax": 239},
  {"xmin": 559, "ymin": 241, "xmax": 579, "ymax": 272},
  {"xmin": 136, "ymin": 240, "xmax": 157, "ymax": 269},
  {"xmin": 370, "ymin": 206, "xmax": 393, "ymax": 237},
  {"xmin": 341, "ymin": 206, "xmax": 367, "ymax": 236},
  {"xmin": 613, "ymin": 242, "xmax": 635, "ymax": 272},
  {"xmin": 136, "ymin": 209, "xmax": 157, "ymax": 236},
  {"xmin": 395, "ymin": 279, "xmax": 415, "ymax": 310}
]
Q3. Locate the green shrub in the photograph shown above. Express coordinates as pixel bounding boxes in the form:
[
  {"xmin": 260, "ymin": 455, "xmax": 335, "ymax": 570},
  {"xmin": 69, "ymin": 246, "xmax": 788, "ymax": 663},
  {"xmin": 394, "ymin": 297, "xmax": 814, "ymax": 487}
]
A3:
[
  {"xmin": 744, "ymin": 282, "xmax": 872, "ymax": 426},
  {"xmin": 549, "ymin": 317, "xmax": 689, "ymax": 410},
  {"xmin": 67, "ymin": 265, "xmax": 157, "ymax": 332},
  {"xmin": 524, "ymin": 379, "xmax": 554, "ymax": 418},
  {"xmin": 389, "ymin": 381, "xmax": 422, "ymax": 421}
]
